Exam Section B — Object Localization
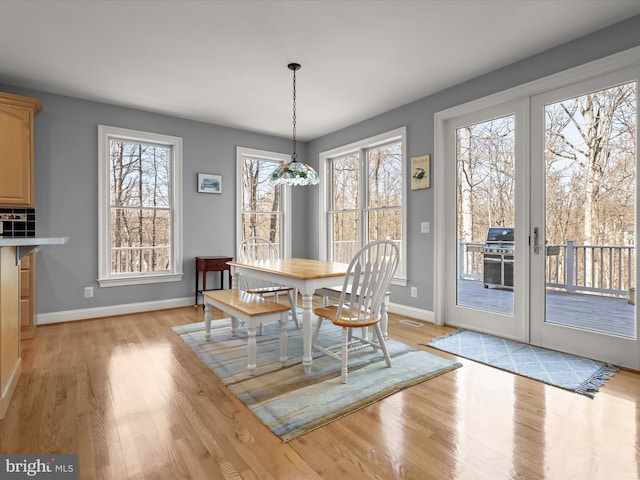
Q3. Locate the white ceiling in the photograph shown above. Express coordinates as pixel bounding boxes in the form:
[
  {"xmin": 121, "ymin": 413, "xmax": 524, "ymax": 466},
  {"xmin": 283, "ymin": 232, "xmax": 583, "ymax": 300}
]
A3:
[{"xmin": 1, "ymin": 1, "xmax": 640, "ymax": 141}]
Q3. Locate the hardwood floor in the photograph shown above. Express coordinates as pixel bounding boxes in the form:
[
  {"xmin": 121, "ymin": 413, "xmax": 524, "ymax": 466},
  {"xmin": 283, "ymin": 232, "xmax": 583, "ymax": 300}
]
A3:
[{"xmin": 1, "ymin": 305, "xmax": 639, "ymax": 479}]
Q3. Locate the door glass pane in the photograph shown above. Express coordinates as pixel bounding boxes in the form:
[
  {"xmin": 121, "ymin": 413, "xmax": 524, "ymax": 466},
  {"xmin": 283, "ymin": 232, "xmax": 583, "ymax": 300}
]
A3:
[
  {"xmin": 456, "ymin": 115, "xmax": 515, "ymax": 314},
  {"xmin": 544, "ymin": 82, "xmax": 637, "ymax": 338}
]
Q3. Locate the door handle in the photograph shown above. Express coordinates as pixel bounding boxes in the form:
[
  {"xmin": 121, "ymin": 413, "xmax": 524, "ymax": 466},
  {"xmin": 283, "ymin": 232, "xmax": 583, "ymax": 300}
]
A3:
[{"xmin": 533, "ymin": 227, "xmax": 540, "ymax": 255}]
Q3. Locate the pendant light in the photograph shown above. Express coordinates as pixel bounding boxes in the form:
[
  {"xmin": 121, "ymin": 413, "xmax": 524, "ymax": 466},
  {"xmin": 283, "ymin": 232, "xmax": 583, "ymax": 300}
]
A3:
[{"xmin": 271, "ymin": 63, "xmax": 319, "ymax": 186}]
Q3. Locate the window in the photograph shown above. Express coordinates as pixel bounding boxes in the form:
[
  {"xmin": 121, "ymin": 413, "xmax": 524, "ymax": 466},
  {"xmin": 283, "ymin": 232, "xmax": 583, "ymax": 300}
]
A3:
[
  {"xmin": 320, "ymin": 127, "xmax": 406, "ymax": 284},
  {"xmin": 98, "ymin": 125, "xmax": 183, "ymax": 287},
  {"xmin": 236, "ymin": 147, "xmax": 291, "ymax": 256}
]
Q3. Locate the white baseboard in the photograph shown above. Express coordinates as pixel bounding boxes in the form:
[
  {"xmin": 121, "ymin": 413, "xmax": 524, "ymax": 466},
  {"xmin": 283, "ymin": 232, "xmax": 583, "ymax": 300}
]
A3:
[
  {"xmin": 36, "ymin": 297, "xmax": 195, "ymax": 325},
  {"xmin": 388, "ymin": 302, "xmax": 434, "ymax": 323},
  {"xmin": 36, "ymin": 297, "xmax": 433, "ymax": 326}
]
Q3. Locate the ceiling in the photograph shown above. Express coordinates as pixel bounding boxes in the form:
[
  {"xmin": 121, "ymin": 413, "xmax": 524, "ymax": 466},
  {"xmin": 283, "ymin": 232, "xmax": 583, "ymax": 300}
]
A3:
[{"xmin": 1, "ymin": 1, "xmax": 640, "ymax": 141}]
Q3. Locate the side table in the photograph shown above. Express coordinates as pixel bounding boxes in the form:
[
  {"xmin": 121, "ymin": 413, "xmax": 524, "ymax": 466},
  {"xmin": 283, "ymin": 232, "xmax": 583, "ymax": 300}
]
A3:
[{"xmin": 195, "ymin": 256, "xmax": 233, "ymax": 306}]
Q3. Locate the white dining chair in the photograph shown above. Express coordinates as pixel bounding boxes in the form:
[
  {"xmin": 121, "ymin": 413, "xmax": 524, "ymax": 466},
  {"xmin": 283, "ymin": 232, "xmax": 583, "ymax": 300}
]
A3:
[
  {"xmin": 237, "ymin": 236, "xmax": 299, "ymax": 328},
  {"xmin": 311, "ymin": 239, "xmax": 399, "ymax": 383}
]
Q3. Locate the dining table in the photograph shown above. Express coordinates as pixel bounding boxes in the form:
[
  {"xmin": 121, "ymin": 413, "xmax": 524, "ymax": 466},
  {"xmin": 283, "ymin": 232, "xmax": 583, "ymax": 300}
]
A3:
[{"xmin": 227, "ymin": 257, "xmax": 350, "ymax": 374}]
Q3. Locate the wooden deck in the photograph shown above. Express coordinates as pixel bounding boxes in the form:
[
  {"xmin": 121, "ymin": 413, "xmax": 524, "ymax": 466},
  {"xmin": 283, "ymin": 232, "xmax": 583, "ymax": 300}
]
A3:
[{"xmin": 457, "ymin": 279, "xmax": 636, "ymax": 338}]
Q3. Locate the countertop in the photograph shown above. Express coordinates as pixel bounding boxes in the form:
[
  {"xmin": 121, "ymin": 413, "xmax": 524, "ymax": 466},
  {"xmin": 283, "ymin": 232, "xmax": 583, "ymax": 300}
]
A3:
[
  {"xmin": 0, "ymin": 236, "xmax": 68, "ymax": 263},
  {"xmin": 0, "ymin": 236, "xmax": 68, "ymax": 246}
]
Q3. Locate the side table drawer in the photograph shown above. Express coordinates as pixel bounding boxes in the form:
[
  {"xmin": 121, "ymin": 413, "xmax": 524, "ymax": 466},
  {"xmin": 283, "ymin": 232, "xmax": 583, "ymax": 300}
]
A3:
[{"xmin": 203, "ymin": 260, "xmax": 230, "ymax": 270}]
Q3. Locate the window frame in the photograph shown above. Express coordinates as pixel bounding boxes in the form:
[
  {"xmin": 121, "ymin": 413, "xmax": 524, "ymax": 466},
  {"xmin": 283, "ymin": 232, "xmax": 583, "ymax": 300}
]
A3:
[
  {"xmin": 236, "ymin": 147, "xmax": 292, "ymax": 258},
  {"xmin": 97, "ymin": 125, "xmax": 183, "ymax": 287},
  {"xmin": 319, "ymin": 127, "xmax": 407, "ymax": 285}
]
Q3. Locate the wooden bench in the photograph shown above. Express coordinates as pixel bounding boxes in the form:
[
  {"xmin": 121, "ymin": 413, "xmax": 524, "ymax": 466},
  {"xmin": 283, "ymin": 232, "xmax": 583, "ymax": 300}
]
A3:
[
  {"xmin": 315, "ymin": 286, "xmax": 391, "ymax": 339},
  {"xmin": 203, "ymin": 289, "xmax": 291, "ymax": 375}
]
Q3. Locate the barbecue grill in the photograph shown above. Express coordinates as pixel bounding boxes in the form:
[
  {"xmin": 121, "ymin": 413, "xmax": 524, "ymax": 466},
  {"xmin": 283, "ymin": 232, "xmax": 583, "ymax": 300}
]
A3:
[{"xmin": 483, "ymin": 227, "xmax": 514, "ymax": 289}]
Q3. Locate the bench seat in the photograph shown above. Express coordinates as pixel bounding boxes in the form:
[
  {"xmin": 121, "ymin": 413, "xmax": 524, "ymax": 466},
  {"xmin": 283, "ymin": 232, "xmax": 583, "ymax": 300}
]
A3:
[{"xmin": 203, "ymin": 289, "xmax": 291, "ymax": 374}]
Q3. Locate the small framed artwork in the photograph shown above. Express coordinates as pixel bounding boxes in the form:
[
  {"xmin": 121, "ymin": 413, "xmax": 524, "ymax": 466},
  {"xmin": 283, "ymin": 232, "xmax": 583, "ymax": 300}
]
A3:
[
  {"xmin": 198, "ymin": 173, "xmax": 222, "ymax": 194},
  {"xmin": 410, "ymin": 154, "xmax": 430, "ymax": 190}
]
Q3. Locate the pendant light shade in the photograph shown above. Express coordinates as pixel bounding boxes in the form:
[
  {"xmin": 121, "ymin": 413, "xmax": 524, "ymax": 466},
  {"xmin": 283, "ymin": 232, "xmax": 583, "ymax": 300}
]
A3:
[{"xmin": 271, "ymin": 63, "xmax": 319, "ymax": 186}]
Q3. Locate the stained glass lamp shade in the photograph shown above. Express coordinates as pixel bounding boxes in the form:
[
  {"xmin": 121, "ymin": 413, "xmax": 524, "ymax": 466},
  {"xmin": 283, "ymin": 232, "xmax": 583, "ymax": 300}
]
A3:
[{"xmin": 271, "ymin": 62, "xmax": 319, "ymax": 186}]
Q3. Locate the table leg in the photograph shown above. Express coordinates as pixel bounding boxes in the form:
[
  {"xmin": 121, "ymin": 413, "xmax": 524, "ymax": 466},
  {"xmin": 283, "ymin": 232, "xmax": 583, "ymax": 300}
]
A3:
[
  {"xmin": 302, "ymin": 292, "xmax": 313, "ymax": 374},
  {"xmin": 195, "ymin": 267, "xmax": 198, "ymax": 305},
  {"xmin": 279, "ymin": 312, "xmax": 288, "ymax": 364},
  {"xmin": 247, "ymin": 324, "xmax": 257, "ymax": 375}
]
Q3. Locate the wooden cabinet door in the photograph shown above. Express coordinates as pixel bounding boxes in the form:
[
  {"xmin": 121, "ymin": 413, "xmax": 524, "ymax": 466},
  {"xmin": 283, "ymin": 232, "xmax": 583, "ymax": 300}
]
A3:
[
  {"xmin": 0, "ymin": 105, "xmax": 33, "ymax": 206},
  {"xmin": 0, "ymin": 93, "xmax": 40, "ymax": 207}
]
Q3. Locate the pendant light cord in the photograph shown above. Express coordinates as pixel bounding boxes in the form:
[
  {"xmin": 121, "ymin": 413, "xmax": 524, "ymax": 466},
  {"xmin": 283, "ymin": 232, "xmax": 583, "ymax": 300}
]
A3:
[{"xmin": 291, "ymin": 65, "xmax": 297, "ymax": 162}]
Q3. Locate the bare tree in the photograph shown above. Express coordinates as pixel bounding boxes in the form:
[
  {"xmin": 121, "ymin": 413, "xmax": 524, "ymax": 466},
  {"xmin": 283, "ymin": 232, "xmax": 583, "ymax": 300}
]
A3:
[{"xmin": 457, "ymin": 116, "xmax": 515, "ymax": 244}]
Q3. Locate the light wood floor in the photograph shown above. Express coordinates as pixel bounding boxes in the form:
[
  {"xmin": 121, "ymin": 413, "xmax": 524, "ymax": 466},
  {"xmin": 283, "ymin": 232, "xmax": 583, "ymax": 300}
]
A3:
[{"xmin": 1, "ymin": 305, "xmax": 639, "ymax": 479}]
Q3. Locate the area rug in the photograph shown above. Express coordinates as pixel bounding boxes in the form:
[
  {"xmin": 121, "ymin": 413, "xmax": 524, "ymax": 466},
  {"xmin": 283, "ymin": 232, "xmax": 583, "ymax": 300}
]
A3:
[
  {"xmin": 425, "ymin": 329, "xmax": 618, "ymax": 397},
  {"xmin": 172, "ymin": 318, "xmax": 461, "ymax": 442}
]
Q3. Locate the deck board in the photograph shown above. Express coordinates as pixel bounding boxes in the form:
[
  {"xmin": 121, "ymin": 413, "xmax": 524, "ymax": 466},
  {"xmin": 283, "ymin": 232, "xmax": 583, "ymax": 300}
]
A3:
[{"xmin": 457, "ymin": 279, "xmax": 636, "ymax": 338}]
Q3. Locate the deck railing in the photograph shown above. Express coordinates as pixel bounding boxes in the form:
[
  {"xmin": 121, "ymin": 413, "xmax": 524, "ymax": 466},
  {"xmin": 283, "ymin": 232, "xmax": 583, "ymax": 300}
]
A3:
[
  {"xmin": 458, "ymin": 240, "xmax": 636, "ymax": 298},
  {"xmin": 332, "ymin": 239, "xmax": 402, "ymax": 265}
]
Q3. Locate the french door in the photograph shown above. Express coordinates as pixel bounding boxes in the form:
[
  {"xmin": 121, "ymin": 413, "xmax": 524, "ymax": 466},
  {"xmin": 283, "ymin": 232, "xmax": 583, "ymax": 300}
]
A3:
[
  {"xmin": 530, "ymin": 68, "xmax": 640, "ymax": 367},
  {"xmin": 441, "ymin": 100, "xmax": 529, "ymax": 342},
  {"xmin": 439, "ymin": 66, "xmax": 640, "ymax": 368}
]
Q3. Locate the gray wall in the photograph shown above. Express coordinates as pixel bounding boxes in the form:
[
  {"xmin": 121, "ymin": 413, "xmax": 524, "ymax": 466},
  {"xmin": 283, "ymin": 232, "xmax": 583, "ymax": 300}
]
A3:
[
  {"xmin": 0, "ymin": 85, "xmax": 308, "ymax": 314},
  {"xmin": 2, "ymin": 14, "xmax": 640, "ymax": 317},
  {"xmin": 306, "ymin": 14, "xmax": 640, "ymax": 312}
]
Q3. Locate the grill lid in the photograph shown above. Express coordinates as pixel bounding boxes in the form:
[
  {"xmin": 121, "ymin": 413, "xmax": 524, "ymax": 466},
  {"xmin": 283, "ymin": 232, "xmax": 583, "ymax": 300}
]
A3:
[{"xmin": 485, "ymin": 227, "xmax": 514, "ymax": 243}]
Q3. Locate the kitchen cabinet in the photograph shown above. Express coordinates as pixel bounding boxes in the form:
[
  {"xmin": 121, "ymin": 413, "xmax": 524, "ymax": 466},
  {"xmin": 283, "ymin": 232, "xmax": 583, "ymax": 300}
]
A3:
[
  {"xmin": 0, "ymin": 237, "xmax": 67, "ymax": 419},
  {"xmin": 0, "ymin": 246, "xmax": 20, "ymax": 419},
  {"xmin": 20, "ymin": 253, "xmax": 36, "ymax": 338},
  {"xmin": 0, "ymin": 92, "xmax": 42, "ymax": 207},
  {"xmin": 0, "ymin": 93, "xmax": 41, "ymax": 340}
]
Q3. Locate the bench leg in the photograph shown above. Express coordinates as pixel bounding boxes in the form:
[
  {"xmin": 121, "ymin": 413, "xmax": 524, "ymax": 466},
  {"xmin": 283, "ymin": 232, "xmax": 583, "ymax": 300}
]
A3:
[
  {"xmin": 231, "ymin": 316, "xmax": 238, "ymax": 337},
  {"xmin": 204, "ymin": 304, "xmax": 212, "ymax": 341},
  {"xmin": 247, "ymin": 324, "xmax": 257, "ymax": 375},
  {"xmin": 279, "ymin": 312, "xmax": 288, "ymax": 364}
]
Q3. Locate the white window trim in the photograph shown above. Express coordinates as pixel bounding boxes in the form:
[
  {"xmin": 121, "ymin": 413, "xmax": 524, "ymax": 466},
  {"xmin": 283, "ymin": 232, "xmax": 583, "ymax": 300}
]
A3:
[
  {"xmin": 97, "ymin": 125, "xmax": 183, "ymax": 287},
  {"xmin": 236, "ymin": 147, "xmax": 292, "ymax": 258},
  {"xmin": 319, "ymin": 127, "xmax": 407, "ymax": 285}
]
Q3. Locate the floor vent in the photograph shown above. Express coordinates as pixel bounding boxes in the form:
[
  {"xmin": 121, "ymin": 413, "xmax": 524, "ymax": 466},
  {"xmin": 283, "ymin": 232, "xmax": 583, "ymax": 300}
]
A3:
[{"xmin": 399, "ymin": 319, "xmax": 424, "ymax": 328}]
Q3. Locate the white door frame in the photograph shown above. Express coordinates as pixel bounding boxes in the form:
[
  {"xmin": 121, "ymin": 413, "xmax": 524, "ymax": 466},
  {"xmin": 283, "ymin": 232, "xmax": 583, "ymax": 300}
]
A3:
[{"xmin": 436, "ymin": 100, "xmax": 529, "ymax": 342}]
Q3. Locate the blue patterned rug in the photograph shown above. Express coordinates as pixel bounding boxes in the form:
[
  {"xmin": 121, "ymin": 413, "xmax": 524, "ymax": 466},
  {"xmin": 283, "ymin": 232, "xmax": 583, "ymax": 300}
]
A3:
[
  {"xmin": 426, "ymin": 329, "xmax": 618, "ymax": 397},
  {"xmin": 173, "ymin": 318, "xmax": 461, "ymax": 442}
]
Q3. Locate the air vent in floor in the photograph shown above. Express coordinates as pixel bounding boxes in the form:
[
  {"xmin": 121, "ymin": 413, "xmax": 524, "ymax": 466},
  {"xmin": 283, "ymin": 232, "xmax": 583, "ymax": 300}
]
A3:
[{"xmin": 399, "ymin": 319, "xmax": 423, "ymax": 327}]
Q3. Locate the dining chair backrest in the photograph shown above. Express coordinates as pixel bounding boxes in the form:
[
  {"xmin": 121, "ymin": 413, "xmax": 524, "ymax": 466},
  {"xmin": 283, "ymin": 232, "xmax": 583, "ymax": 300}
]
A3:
[
  {"xmin": 238, "ymin": 236, "xmax": 279, "ymax": 262},
  {"xmin": 335, "ymin": 240, "xmax": 399, "ymax": 323},
  {"xmin": 237, "ymin": 237, "xmax": 281, "ymax": 291}
]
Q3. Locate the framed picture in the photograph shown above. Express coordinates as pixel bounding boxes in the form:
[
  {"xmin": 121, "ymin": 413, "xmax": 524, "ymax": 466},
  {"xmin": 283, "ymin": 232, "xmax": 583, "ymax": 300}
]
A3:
[
  {"xmin": 410, "ymin": 154, "xmax": 430, "ymax": 190},
  {"xmin": 198, "ymin": 173, "xmax": 222, "ymax": 194}
]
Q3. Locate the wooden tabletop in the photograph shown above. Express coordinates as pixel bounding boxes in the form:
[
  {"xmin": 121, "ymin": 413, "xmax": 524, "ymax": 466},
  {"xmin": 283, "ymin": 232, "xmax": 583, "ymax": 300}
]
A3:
[{"xmin": 228, "ymin": 258, "xmax": 350, "ymax": 280}]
